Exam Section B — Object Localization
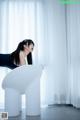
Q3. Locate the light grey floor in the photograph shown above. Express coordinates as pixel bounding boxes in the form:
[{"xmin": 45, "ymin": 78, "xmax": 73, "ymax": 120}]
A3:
[{"xmin": 0, "ymin": 104, "xmax": 80, "ymax": 120}]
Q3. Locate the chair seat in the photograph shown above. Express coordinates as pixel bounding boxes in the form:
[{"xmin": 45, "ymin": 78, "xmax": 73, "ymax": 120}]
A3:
[{"xmin": 2, "ymin": 65, "xmax": 43, "ymax": 94}]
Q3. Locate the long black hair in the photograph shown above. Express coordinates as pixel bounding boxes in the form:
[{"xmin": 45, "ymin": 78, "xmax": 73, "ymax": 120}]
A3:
[{"xmin": 10, "ymin": 39, "xmax": 34, "ymax": 65}]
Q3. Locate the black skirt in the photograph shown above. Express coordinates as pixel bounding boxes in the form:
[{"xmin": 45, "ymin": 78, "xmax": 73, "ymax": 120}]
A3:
[{"xmin": 0, "ymin": 54, "xmax": 18, "ymax": 69}]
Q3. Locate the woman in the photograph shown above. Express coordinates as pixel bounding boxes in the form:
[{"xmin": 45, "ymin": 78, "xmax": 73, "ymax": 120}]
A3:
[{"xmin": 0, "ymin": 39, "xmax": 34, "ymax": 69}]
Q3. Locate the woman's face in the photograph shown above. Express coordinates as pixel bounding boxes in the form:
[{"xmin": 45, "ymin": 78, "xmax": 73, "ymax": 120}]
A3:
[{"xmin": 24, "ymin": 43, "xmax": 34, "ymax": 55}]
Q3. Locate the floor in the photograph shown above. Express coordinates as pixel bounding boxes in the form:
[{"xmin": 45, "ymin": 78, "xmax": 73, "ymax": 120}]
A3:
[{"xmin": 0, "ymin": 104, "xmax": 80, "ymax": 120}]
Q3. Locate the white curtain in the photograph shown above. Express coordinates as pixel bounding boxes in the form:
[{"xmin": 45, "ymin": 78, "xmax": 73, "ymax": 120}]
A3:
[
  {"xmin": 0, "ymin": 0, "xmax": 80, "ymax": 109},
  {"xmin": 67, "ymin": 4, "xmax": 80, "ymax": 108},
  {"xmin": 41, "ymin": 0, "xmax": 68, "ymax": 105}
]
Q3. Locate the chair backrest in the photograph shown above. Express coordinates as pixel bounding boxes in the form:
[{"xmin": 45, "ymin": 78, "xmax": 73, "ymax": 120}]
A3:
[{"xmin": 2, "ymin": 65, "xmax": 43, "ymax": 94}]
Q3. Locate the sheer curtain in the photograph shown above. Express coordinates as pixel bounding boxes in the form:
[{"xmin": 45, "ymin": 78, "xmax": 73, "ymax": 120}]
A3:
[
  {"xmin": 0, "ymin": 0, "xmax": 80, "ymax": 109},
  {"xmin": 67, "ymin": 4, "xmax": 80, "ymax": 108}
]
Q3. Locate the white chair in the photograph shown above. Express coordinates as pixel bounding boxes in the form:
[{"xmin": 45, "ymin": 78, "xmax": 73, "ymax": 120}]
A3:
[{"xmin": 2, "ymin": 65, "xmax": 43, "ymax": 117}]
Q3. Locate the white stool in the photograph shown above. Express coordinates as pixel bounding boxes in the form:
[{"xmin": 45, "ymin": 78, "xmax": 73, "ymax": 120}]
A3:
[{"xmin": 2, "ymin": 65, "xmax": 43, "ymax": 117}]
